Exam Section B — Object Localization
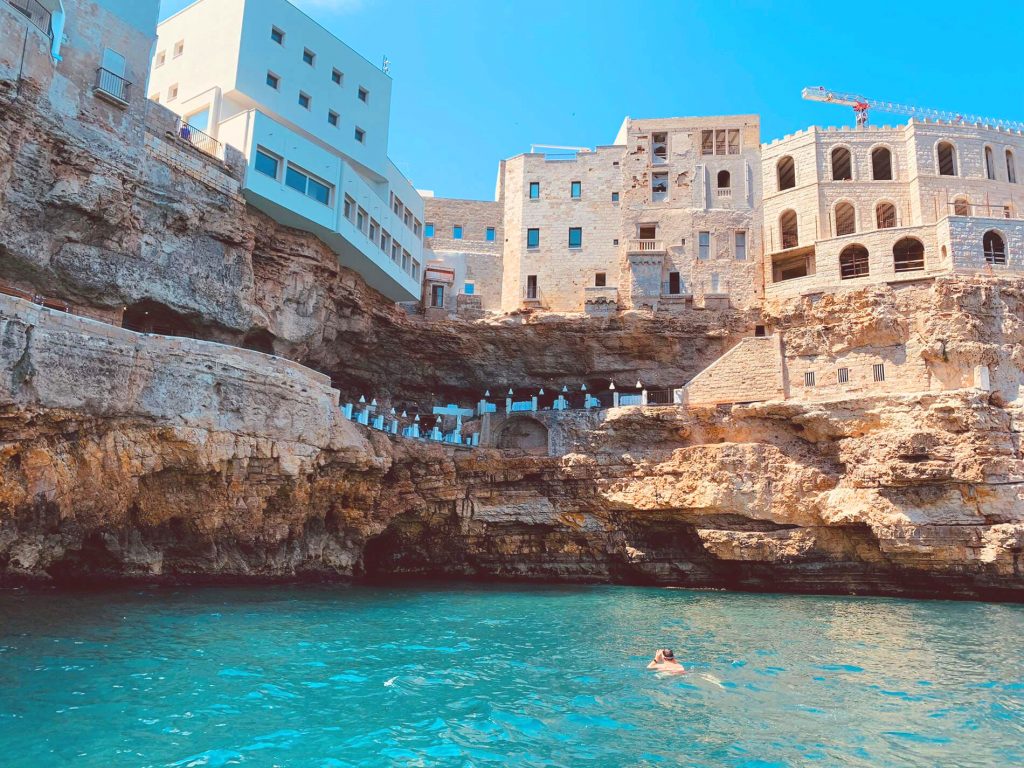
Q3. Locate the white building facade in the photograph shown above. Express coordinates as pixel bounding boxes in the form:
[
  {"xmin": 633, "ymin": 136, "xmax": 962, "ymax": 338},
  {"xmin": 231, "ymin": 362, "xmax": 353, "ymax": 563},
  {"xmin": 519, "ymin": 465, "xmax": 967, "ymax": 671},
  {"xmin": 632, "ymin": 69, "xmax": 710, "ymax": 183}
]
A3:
[{"xmin": 148, "ymin": 0, "xmax": 423, "ymax": 301}]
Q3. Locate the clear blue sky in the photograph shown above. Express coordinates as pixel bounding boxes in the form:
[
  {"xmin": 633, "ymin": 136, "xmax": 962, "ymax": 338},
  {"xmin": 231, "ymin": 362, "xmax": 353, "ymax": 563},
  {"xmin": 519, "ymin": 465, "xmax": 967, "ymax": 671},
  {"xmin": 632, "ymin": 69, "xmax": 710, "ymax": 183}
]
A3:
[{"xmin": 159, "ymin": 0, "xmax": 1024, "ymax": 201}]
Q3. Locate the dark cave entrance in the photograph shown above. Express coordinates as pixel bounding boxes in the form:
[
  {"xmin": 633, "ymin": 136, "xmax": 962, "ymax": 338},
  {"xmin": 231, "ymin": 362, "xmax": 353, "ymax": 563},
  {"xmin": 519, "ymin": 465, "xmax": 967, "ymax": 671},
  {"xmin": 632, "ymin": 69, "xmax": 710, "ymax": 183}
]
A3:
[{"xmin": 122, "ymin": 299, "xmax": 199, "ymax": 338}]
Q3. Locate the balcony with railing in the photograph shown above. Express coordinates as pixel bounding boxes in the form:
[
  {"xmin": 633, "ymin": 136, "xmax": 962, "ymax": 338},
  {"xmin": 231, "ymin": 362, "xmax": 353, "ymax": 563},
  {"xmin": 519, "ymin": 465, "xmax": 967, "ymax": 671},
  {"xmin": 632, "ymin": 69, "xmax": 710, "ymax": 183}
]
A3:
[
  {"xmin": 94, "ymin": 67, "xmax": 131, "ymax": 106},
  {"xmin": 6, "ymin": 0, "xmax": 53, "ymax": 38},
  {"xmin": 174, "ymin": 117, "xmax": 222, "ymax": 159},
  {"xmin": 626, "ymin": 239, "xmax": 665, "ymax": 254}
]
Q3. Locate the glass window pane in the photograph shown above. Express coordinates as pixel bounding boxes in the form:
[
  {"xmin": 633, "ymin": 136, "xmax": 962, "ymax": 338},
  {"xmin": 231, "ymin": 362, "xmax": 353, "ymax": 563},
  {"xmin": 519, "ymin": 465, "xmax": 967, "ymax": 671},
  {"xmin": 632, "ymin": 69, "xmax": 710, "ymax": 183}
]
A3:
[
  {"xmin": 254, "ymin": 150, "xmax": 279, "ymax": 179},
  {"xmin": 307, "ymin": 177, "xmax": 331, "ymax": 205},
  {"xmin": 285, "ymin": 167, "xmax": 306, "ymax": 194}
]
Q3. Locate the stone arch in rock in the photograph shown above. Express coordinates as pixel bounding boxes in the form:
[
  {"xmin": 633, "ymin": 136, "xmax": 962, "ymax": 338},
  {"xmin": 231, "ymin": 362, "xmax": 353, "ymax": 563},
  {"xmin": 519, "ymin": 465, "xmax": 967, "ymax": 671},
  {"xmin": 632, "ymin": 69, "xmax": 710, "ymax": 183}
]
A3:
[{"xmin": 495, "ymin": 416, "xmax": 549, "ymax": 455}]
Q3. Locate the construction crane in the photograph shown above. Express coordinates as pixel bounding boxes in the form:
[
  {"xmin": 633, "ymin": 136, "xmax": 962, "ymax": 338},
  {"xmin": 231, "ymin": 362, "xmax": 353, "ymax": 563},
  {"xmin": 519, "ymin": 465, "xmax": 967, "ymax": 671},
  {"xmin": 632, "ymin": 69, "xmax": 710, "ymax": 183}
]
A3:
[{"xmin": 801, "ymin": 86, "xmax": 1024, "ymax": 132}]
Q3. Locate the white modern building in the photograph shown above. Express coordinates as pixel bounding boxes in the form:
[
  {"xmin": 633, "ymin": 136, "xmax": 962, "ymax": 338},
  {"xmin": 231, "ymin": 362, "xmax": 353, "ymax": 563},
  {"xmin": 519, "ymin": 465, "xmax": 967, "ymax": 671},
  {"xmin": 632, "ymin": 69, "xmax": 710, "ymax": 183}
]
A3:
[{"xmin": 148, "ymin": 0, "xmax": 423, "ymax": 301}]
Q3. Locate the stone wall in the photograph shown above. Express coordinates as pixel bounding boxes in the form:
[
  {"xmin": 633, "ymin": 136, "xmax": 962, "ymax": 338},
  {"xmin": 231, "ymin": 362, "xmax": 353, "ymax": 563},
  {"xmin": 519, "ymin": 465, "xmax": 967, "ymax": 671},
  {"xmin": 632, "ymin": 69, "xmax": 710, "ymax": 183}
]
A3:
[
  {"xmin": 684, "ymin": 335, "xmax": 784, "ymax": 405},
  {"xmin": 422, "ymin": 196, "xmax": 504, "ymax": 313}
]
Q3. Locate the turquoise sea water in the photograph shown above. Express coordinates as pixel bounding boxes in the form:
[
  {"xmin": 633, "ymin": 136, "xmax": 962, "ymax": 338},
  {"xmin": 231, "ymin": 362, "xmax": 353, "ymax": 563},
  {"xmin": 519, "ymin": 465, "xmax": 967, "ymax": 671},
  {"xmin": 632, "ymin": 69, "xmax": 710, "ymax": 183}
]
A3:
[{"xmin": 0, "ymin": 585, "xmax": 1022, "ymax": 767}]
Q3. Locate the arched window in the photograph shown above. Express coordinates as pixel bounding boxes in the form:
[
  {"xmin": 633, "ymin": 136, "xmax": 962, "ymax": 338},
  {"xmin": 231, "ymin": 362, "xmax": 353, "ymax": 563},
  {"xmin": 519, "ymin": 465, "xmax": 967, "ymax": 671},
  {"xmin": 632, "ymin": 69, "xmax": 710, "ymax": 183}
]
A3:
[
  {"xmin": 717, "ymin": 169, "xmax": 731, "ymax": 188},
  {"xmin": 780, "ymin": 209, "xmax": 798, "ymax": 249},
  {"xmin": 834, "ymin": 202, "xmax": 856, "ymax": 236},
  {"xmin": 983, "ymin": 231, "xmax": 1007, "ymax": 265},
  {"xmin": 953, "ymin": 197, "xmax": 970, "ymax": 217},
  {"xmin": 777, "ymin": 156, "xmax": 796, "ymax": 191},
  {"xmin": 937, "ymin": 142, "xmax": 957, "ymax": 176},
  {"xmin": 831, "ymin": 147, "xmax": 852, "ymax": 181},
  {"xmin": 876, "ymin": 202, "xmax": 897, "ymax": 229},
  {"xmin": 839, "ymin": 244, "xmax": 869, "ymax": 279},
  {"xmin": 871, "ymin": 147, "xmax": 893, "ymax": 180},
  {"xmin": 1008, "ymin": 150, "xmax": 1018, "ymax": 184},
  {"xmin": 893, "ymin": 237, "xmax": 925, "ymax": 272},
  {"xmin": 985, "ymin": 146, "xmax": 996, "ymax": 180}
]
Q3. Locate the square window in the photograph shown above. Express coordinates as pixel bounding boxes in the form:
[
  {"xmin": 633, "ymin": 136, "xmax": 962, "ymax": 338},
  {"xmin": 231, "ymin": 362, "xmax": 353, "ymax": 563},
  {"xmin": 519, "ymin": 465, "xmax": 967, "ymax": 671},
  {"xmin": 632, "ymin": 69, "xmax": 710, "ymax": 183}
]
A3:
[
  {"xmin": 271, "ymin": 26, "xmax": 284, "ymax": 44},
  {"xmin": 173, "ymin": 40, "xmax": 184, "ymax": 57},
  {"xmin": 266, "ymin": 71, "xmax": 280, "ymax": 89},
  {"xmin": 529, "ymin": 182, "xmax": 540, "ymax": 199},
  {"xmin": 332, "ymin": 69, "xmax": 343, "ymax": 85},
  {"xmin": 613, "ymin": 238, "xmax": 619, "ymax": 246},
  {"xmin": 453, "ymin": 225, "xmax": 463, "ymax": 239},
  {"xmin": 354, "ymin": 127, "xmax": 365, "ymax": 143},
  {"xmin": 167, "ymin": 84, "xmax": 178, "ymax": 101},
  {"xmin": 328, "ymin": 110, "xmax": 339, "ymax": 126},
  {"xmin": 568, "ymin": 227, "xmax": 582, "ymax": 249},
  {"xmin": 425, "ymin": 223, "xmax": 434, "ymax": 238},
  {"xmin": 486, "ymin": 227, "xmax": 495, "ymax": 241},
  {"xmin": 595, "ymin": 272, "xmax": 606, "ymax": 287},
  {"xmin": 464, "ymin": 282, "xmax": 475, "ymax": 295},
  {"xmin": 804, "ymin": 371, "xmax": 816, "ymax": 387},
  {"xmin": 303, "ymin": 48, "xmax": 315, "ymax": 66},
  {"xmin": 254, "ymin": 148, "xmax": 280, "ymax": 179},
  {"xmin": 358, "ymin": 87, "xmax": 368, "ymax": 102},
  {"xmin": 298, "ymin": 91, "xmax": 310, "ymax": 109},
  {"xmin": 611, "ymin": 192, "xmax": 619, "ymax": 202},
  {"xmin": 570, "ymin": 181, "xmax": 581, "ymax": 199},
  {"xmin": 527, "ymin": 228, "xmax": 540, "ymax": 248}
]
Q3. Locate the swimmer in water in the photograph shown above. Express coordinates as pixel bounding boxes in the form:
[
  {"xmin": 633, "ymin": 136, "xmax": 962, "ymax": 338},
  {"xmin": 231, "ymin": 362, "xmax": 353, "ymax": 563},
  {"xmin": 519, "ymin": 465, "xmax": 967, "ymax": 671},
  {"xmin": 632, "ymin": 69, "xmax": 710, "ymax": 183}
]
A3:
[{"xmin": 647, "ymin": 648, "xmax": 686, "ymax": 674}]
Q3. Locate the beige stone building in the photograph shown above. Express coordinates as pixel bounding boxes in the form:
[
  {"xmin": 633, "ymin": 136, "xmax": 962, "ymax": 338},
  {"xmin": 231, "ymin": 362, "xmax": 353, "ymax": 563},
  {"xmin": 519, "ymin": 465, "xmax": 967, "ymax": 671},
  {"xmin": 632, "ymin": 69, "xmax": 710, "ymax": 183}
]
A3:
[
  {"xmin": 419, "ymin": 194, "xmax": 504, "ymax": 318},
  {"xmin": 763, "ymin": 120, "xmax": 1024, "ymax": 301}
]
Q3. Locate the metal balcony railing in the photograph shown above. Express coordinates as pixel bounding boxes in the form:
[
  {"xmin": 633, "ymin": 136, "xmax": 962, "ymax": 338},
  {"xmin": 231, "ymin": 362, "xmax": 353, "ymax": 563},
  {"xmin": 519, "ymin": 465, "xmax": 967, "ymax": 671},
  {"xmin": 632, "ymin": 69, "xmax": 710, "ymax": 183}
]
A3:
[
  {"xmin": 627, "ymin": 239, "xmax": 664, "ymax": 253},
  {"xmin": 175, "ymin": 117, "xmax": 222, "ymax": 158},
  {"xmin": 6, "ymin": 0, "xmax": 52, "ymax": 38},
  {"xmin": 95, "ymin": 67, "xmax": 131, "ymax": 105}
]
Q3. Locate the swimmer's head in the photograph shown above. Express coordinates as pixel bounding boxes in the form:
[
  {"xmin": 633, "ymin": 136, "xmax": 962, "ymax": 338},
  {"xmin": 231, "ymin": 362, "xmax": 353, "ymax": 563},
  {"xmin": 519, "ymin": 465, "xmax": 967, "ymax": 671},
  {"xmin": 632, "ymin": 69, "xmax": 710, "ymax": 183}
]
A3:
[{"xmin": 662, "ymin": 649, "xmax": 675, "ymax": 660}]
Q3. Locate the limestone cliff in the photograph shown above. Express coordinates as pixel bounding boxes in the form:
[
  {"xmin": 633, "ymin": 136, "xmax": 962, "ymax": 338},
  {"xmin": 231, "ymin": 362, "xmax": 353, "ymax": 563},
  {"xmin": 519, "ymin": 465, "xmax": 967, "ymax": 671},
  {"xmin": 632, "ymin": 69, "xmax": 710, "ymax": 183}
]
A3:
[{"xmin": 1, "ymin": 79, "xmax": 1022, "ymax": 600}]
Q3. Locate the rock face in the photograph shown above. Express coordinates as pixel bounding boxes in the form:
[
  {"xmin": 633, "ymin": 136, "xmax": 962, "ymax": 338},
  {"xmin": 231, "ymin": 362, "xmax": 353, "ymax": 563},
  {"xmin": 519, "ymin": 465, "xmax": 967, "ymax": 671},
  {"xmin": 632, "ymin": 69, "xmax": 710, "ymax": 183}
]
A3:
[{"xmin": 1, "ymin": 79, "xmax": 1022, "ymax": 599}]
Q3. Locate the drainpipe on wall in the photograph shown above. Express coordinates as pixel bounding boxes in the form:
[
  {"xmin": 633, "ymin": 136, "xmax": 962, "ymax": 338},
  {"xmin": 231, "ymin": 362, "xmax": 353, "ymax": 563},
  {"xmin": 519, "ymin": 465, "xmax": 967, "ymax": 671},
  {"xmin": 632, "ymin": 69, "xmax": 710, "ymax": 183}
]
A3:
[{"xmin": 50, "ymin": 2, "xmax": 65, "ymax": 60}]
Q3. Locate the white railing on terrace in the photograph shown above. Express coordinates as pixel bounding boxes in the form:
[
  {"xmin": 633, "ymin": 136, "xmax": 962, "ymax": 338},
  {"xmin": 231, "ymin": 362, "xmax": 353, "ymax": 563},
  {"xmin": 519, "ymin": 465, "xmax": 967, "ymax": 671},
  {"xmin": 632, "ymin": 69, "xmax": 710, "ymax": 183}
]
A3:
[
  {"xmin": 716, "ymin": 188, "xmax": 732, "ymax": 197},
  {"xmin": 627, "ymin": 239, "xmax": 665, "ymax": 253}
]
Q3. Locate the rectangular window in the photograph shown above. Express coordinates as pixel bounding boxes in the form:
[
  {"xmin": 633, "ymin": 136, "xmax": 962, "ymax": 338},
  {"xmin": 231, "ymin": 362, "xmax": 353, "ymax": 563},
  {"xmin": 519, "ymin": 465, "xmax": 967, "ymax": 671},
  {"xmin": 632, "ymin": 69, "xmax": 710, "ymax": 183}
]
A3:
[
  {"xmin": 381, "ymin": 230, "xmax": 390, "ymax": 252},
  {"xmin": 873, "ymin": 363, "xmax": 886, "ymax": 382},
  {"xmin": 715, "ymin": 129, "xmax": 727, "ymax": 156},
  {"xmin": 356, "ymin": 207, "xmax": 367, "ymax": 232},
  {"xmin": 710, "ymin": 272, "xmax": 720, "ymax": 293},
  {"xmin": 358, "ymin": 87, "xmax": 368, "ymax": 102},
  {"xmin": 298, "ymin": 91, "xmax": 310, "ymax": 109},
  {"xmin": 332, "ymin": 69, "xmax": 343, "ymax": 85},
  {"xmin": 271, "ymin": 26, "xmax": 284, "ymax": 44},
  {"xmin": 453, "ymin": 225, "xmax": 463, "ymax": 239},
  {"xmin": 698, "ymin": 231, "xmax": 710, "ymax": 259},
  {"xmin": 167, "ymin": 84, "xmax": 178, "ymax": 101},
  {"xmin": 652, "ymin": 131, "xmax": 668, "ymax": 164},
  {"xmin": 391, "ymin": 242, "xmax": 401, "ymax": 262},
  {"xmin": 595, "ymin": 272, "xmax": 606, "ymax": 287},
  {"xmin": 464, "ymin": 282, "xmax": 475, "ymax": 295},
  {"xmin": 414, "ymin": 220, "xmax": 422, "ymax": 237},
  {"xmin": 155, "ymin": 51, "xmax": 166, "ymax": 67},
  {"xmin": 611, "ymin": 192, "xmax": 619, "ymax": 202},
  {"xmin": 343, "ymin": 195, "xmax": 355, "ymax": 221},
  {"xmin": 668, "ymin": 271, "xmax": 681, "ymax": 295},
  {"xmin": 404, "ymin": 210, "xmax": 412, "ymax": 228},
  {"xmin": 173, "ymin": 40, "xmax": 184, "ymax": 58},
  {"xmin": 527, "ymin": 228, "xmax": 540, "ymax": 248},
  {"xmin": 430, "ymin": 284, "xmax": 444, "ymax": 308},
  {"xmin": 568, "ymin": 227, "xmax": 582, "ymax": 248},
  {"xmin": 303, "ymin": 48, "xmax": 315, "ymax": 66},
  {"xmin": 266, "ymin": 71, "xmax": 280, "ymax": 90},
  {"xmin": 328, "ymin": 110, "xmax": 339, "ymax": 126},
  {"xmin": 652, "ymin": 172, "xmax": 668, "ymax": 202},
  {"xmin": 526, "ymin": 275, "xmax": 538, "ymax": 300},
  {"xmin": 486, "ymin": 226, "xmax": 495, "ymax": 241},
  {"xmin": 735, "ymin": 231, "xmax": 746, "ymax": 260},
  {"xmin": 570, "ymin": 181, "xmax": 581, "ymax": 199},
  {"xmin": 254, "ymin": 148, "xmax": 280, "ymax": 179},
  {"xmin": 402, "ymin": 250, "xmax": 411, "ymax": 271},
  {"xmin": 411, "ymin": 260, "xmax": 421, "ymax": 280},
  {"xmin": 354, "ymin": 127, "xmax": 365, "ymax": 143},
  {"xmin": 369, "ymin": 219, "xmax": 379, "ymax": 242},
  {"xmin": 727, "ymin": 129, "xmax": 740, "ymax": 154},
  {"xmin": 529, "ymin": 182, "xmax": 540, "ymax": 199},
  {"xmin": 837, "ymin": 367, "xmax": 850, "ymax": 384},
  {"xmin": 425, "ymin": 223, "xmax": 434, "ymax": 238},
  {"xmin": 701, "ymin": 130, "xmax": 714, "ymax": 155},
  {"xmin": 284, "ymin": 164, "xmax": 332, "ymax": 206},
  {"xmin": 804, "ymin": 371, "xmax": 816, "ymax": 387}
]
